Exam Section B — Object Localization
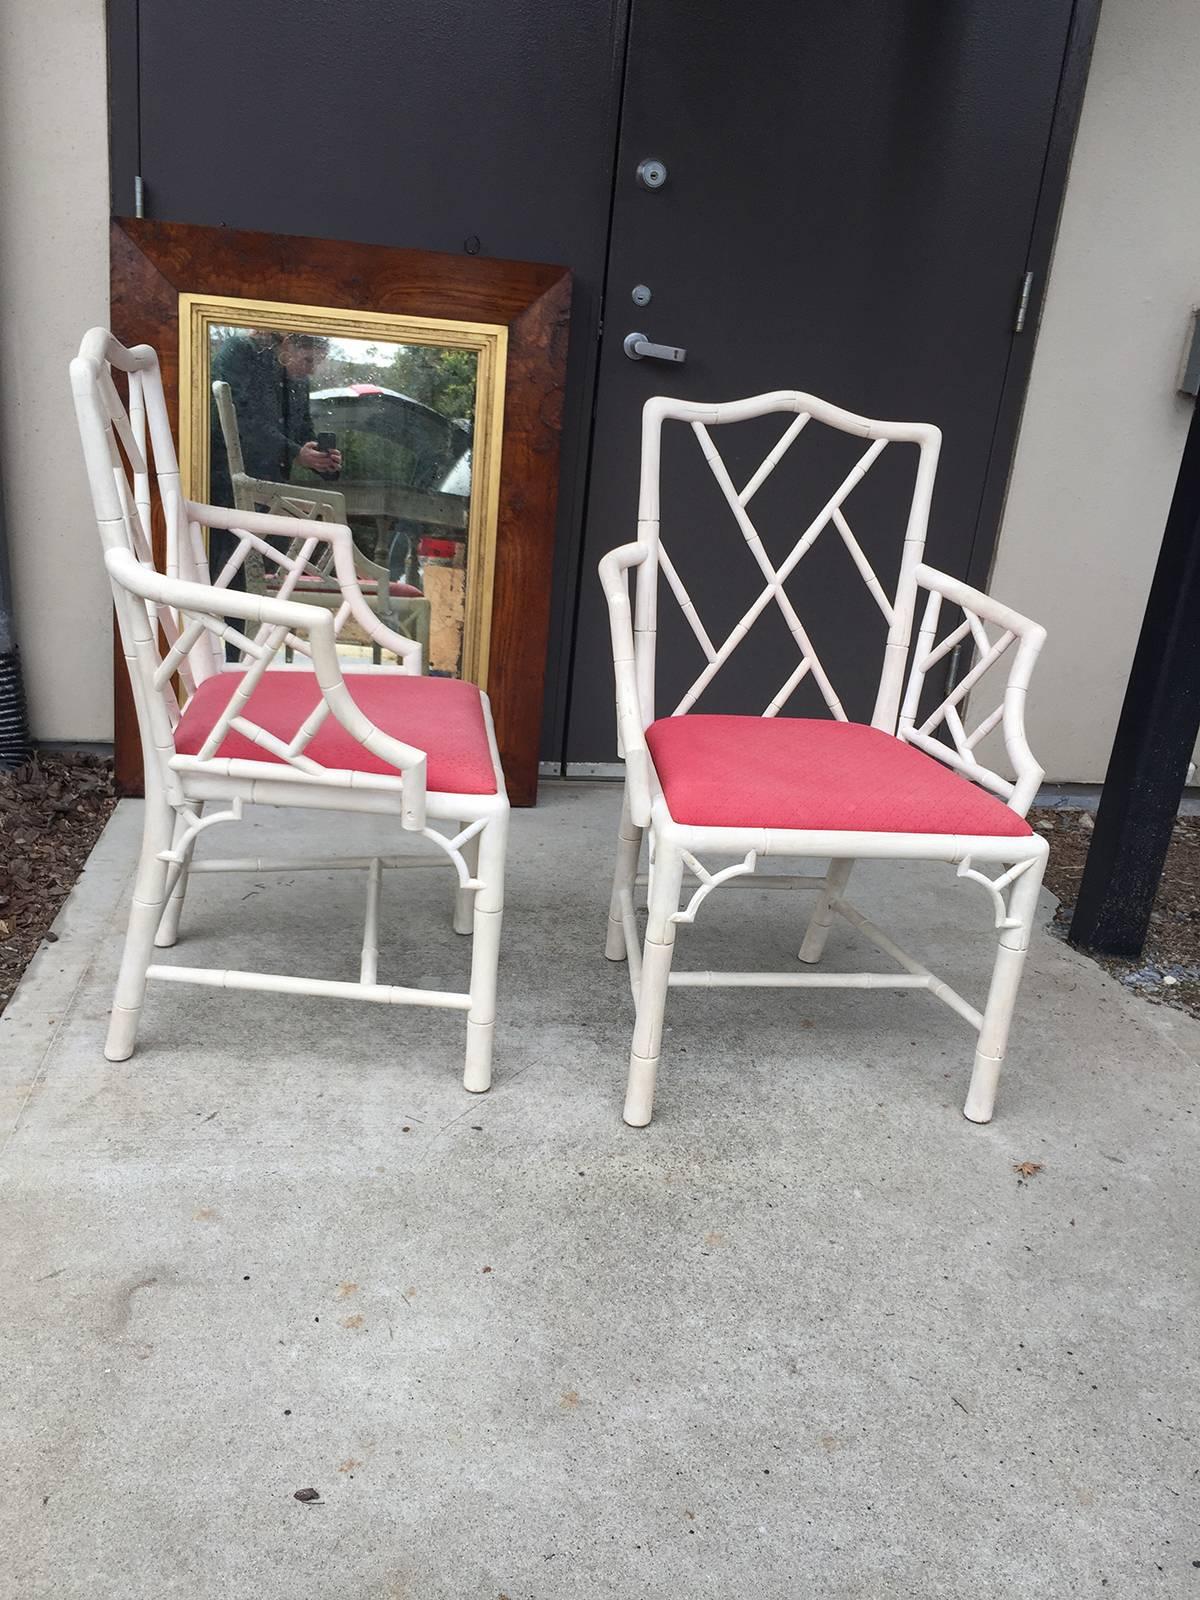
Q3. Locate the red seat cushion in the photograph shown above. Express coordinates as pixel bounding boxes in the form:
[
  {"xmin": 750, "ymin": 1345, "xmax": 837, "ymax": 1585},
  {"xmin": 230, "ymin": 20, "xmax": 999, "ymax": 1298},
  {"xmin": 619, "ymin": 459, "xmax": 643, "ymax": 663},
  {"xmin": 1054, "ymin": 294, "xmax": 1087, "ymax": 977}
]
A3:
[
  {"xmin": 645, "ymin": 715, "xmax": 1031, "ymax": 836},
  {"xmin": 176, "ymin": 672, "xmax": 497, "ymax": 794},
  {"xmin": 419, "ymin": 538, "xmax": 458, "ymax": 561}
]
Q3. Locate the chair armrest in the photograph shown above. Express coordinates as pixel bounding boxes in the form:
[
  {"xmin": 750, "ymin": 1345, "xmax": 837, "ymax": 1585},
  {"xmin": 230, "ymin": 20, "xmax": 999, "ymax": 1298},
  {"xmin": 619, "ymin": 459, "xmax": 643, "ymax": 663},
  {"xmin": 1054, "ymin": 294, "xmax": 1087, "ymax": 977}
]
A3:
[
  {"xmin": 897, "ymin": 563, "xmax": 1047, "ymax": 816},
  {"xmin": 108, "ymin": 544, "xmax": 326, "ymax": 634},
  {"xmin": 599, "ymin": 541, "xmax": 654, "ymax": 827},
  {"xmin": 231, "ymin": 473, "xmax": 349, "ymax": 526},
  {"xmin": 104, "ymin": 547, "xmax": 427, "ymax": 830}
]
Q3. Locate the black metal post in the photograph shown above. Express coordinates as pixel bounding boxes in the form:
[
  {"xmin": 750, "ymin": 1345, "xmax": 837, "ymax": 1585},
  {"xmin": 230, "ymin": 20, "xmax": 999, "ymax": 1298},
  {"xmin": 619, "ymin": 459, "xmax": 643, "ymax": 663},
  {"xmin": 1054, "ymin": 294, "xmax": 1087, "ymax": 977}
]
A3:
[
  {"xmin": 0, "ymin": 453, "xmax": 33, "ymax": 770},
  {"xmin": 1070, "ymin": 395, "xmax": 1200, "ymax": 956}
]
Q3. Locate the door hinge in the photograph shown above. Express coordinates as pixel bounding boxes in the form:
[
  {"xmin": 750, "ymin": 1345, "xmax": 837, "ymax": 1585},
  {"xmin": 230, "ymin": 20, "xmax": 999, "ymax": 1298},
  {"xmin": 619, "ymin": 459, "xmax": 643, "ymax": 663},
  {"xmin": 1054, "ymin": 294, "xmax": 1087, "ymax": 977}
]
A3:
[
  {"xmin": 1013, "ymin": 271, "xmax": 1034, "ymax": 334},
  {"xmin": 134, "ymin": 174, "xmax": 145, "ymax": 218}
]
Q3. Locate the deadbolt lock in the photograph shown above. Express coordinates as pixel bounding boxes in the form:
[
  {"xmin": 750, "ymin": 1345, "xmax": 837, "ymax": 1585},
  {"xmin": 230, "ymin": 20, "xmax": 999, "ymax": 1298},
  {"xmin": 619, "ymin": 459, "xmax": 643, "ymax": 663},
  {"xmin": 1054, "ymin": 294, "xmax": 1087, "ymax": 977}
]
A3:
[{"xmin": 636, "ymin": 158, "xmax": 668, "ymax": 190}]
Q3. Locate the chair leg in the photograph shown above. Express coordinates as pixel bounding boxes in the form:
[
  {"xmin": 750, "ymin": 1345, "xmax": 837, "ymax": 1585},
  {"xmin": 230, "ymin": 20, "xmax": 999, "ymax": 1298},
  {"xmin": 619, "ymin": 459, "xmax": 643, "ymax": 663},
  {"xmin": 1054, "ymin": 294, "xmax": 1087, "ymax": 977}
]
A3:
[
  {"xmin": 624, "ymin": 836, "xmax": 684, "ymax": 1128},
  {"xmin": 453, "ymin": 827, "xmax": 480, "ymax": 936},
  {"xmin": 106, "ymin": 798, "xmax": 174, "ymax": 1062},
  {"xmin": 799, "ymin": 858, "xmax": 855, "ymax": 963},
  {"xmin": 155, "ymin": 804, "xmax": 201, "ymax": 948},
  {"xmin": 605, "ymin": 786, "xmax": 644, "ymax": 961},
  {"xmin": 463, "ymin": 809, "xmax": 508, "ymax": 1093},
  {"xmin": 963, "ymin": 847, "xmax": 1048, "ymax": 1124}
]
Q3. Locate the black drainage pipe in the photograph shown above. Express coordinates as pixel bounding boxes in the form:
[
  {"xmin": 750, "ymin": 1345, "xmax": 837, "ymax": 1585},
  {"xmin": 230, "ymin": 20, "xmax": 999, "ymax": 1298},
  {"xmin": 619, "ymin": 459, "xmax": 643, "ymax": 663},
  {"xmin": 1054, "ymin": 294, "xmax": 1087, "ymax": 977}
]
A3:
[{"xmin": 0, "ymin": 457, "xmax": 32, "ymax": 771}]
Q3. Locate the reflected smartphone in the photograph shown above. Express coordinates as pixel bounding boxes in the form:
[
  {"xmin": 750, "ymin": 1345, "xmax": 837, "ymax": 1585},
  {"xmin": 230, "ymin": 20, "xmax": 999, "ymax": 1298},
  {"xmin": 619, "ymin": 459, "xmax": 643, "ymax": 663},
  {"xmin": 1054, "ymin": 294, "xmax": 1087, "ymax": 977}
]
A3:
[{"xmin": 315, "ymin": 430, "xmax": 340, "ymax": 481}]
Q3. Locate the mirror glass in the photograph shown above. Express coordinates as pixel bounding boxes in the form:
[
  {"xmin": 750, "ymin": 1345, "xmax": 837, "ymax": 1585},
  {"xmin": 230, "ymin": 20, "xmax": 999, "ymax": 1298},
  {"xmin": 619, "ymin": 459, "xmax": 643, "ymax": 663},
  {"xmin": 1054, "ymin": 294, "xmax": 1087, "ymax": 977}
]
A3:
[{"xmin": 181, "ymin": 298, "xmax": 506, "ymax": 684}]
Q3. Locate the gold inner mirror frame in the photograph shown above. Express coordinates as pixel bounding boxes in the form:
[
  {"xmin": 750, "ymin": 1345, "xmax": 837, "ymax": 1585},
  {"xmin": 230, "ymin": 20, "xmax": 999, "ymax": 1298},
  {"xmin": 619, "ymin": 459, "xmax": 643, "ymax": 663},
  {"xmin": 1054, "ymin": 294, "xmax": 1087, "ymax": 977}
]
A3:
[{"xmin": 179, "ymin": 292, "xmax": 507, "ymax": 688}]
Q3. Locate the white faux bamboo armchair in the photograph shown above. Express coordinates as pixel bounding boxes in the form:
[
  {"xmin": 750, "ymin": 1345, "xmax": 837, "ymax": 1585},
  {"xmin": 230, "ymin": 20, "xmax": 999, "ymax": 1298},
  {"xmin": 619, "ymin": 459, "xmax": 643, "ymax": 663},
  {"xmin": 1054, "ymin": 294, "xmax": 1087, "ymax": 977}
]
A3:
[
  {"xmin": 600, "ymin": 392, "xmax": 1048, "ymax": 1127},
  {"xmin": 72, "ymin": 330, "xmax": 508, "ymax": 1089}
]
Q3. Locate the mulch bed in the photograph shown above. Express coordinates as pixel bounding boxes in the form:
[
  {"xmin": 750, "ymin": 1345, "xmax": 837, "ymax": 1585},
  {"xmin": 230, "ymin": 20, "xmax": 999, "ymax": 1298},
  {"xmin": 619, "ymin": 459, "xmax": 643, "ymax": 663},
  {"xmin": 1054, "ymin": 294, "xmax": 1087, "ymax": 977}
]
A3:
[
  {"xmin": 1030, "ymin": 805, "xmax": 1200, "ymax": 1019},
  {"xmin": 0, "ymin": 753, "xmax": 116, "ymax": 1014},
  {"xmin": 1, "ymin": 759, "xmax": 1198, "ymax": 1023}
]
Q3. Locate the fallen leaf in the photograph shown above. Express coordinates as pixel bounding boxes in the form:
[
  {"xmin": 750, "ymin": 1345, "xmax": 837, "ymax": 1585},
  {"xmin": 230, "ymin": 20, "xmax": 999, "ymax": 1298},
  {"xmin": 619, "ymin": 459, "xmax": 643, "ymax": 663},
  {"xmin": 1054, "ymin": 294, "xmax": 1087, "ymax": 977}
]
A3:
[
  {"xmin": 1013, "ymin": 1161, "xmax": 1043, "ymax": 1179},
  {"xmin": 293, "ymin": 1487, "xmax": 320, "ymax": 1502}
]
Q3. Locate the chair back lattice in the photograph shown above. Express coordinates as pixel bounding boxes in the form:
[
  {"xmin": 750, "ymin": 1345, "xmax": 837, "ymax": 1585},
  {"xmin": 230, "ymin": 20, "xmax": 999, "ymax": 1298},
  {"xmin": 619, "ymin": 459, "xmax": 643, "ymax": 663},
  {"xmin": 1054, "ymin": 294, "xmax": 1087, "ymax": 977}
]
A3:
[
  {"xmin": 70, "ymin": 331, "xmax": 209, "ymax": 702},
  {"xmin": 632, "ymin": 391, "xmax": 941, "ymax": 733}
]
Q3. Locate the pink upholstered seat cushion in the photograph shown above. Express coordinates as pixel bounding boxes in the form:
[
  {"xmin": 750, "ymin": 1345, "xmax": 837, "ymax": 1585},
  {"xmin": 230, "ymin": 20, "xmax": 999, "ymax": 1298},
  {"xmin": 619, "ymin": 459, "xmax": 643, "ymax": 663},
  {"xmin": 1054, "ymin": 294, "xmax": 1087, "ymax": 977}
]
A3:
[
  {"xmin": 645, "ymin": 715, "xmax": 1032, "ymax": 837},
  {"xmin": 176, "ymin": 672, "xmax": 497, "ymax": 795}
]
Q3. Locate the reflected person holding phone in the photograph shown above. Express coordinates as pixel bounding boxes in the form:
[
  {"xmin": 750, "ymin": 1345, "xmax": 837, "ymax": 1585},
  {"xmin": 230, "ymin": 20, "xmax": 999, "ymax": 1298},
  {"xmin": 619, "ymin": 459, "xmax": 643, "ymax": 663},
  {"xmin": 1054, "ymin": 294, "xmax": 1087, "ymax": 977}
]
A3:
[
  {"xmin": 208, "ymin": 329, "xmax": 344, "ymax": 647},
  {"xmin": 210, "ymin": 329, "xmax": 342, "ymax": 509}
]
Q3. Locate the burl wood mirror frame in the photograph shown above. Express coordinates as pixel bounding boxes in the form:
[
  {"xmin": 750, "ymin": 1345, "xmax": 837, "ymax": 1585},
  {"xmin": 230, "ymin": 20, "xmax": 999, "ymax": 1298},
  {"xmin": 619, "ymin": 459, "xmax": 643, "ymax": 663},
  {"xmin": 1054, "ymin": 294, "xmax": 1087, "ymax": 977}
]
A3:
[{"xmin": 109, "ymin": 217, "xmax": 571, "ymax": 806}]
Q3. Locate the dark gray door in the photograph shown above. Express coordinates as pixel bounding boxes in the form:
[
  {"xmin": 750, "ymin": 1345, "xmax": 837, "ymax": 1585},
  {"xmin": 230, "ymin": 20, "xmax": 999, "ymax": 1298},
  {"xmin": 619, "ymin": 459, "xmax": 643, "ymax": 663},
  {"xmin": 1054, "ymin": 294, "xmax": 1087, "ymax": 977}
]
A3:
[
  {"xmin": 564, "ymin": 0, "xmax": 1078, "ymax": 763},
  {"xmin": 108, "ymin": 0, "xmax": 627, "ymax": 758}
]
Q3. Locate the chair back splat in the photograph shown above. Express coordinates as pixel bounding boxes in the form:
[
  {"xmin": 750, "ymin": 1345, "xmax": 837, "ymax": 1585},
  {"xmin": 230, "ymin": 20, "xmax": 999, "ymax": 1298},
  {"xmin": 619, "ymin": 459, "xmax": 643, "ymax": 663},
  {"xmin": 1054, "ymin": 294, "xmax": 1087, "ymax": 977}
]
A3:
[{"xmin": 632, "ymin": 392, "xmax": 941, "ymax": 733}]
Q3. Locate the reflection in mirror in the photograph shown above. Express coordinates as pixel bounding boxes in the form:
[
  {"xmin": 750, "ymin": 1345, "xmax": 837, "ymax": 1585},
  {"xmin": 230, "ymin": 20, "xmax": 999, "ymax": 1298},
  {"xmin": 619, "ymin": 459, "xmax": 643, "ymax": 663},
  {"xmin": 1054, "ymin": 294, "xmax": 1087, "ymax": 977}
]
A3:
[
  {"xmin": 181, "ymin": 298, "xmax": 506, "ymax": 685},
  {"xmin": 209, "ymin": 325, "xmax": 474, "ymax": 676}
]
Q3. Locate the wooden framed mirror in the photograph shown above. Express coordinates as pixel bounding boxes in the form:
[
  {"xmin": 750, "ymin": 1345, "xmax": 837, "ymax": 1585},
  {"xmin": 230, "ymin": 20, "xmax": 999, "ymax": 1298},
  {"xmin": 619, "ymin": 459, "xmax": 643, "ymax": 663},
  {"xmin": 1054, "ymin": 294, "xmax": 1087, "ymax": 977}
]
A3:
[
  {"xmin": 181, "ymin": 294, "xmax": 507, "ymax": 686},
  {"xmin": 110, "ymin": 218, "xmax": 571, "ymax": 804}
]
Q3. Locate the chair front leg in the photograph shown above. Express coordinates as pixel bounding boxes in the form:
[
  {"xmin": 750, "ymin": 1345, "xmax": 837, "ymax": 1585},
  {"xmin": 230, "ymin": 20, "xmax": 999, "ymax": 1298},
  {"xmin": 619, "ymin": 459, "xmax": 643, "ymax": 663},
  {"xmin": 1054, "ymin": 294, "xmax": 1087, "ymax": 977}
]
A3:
[
  {"xmin": 624, "ymin": 836, "xmax": 684, "ymax": 1128},
  {"xmin": 464, "ymin": 808, "xmax": 508, "ymax": 1093},
  {"xmin": 605, "ymin": 784, "xmax": 644, "ymax": 961},
  {"xmin": 155, "ymin": 803, "xmax": 202, "ymax": 948},
  {"xmin": 106, "ymin": 795, "xmax": 175, "ymax": 1062},
  {"xmin": 963, "ymin": 846, "xmax": 1048, "ymax": 1123},
  {"xmin": 799, "ymin": 857, "xmax": 855, "ymax": 963}
]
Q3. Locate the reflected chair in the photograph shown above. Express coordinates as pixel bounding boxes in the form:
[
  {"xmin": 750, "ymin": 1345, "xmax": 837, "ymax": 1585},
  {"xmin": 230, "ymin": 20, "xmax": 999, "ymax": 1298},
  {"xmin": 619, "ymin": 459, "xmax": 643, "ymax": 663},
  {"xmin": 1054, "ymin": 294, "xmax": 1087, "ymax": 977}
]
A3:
[
  {"xmin": 212, "ymin": 379, "xmax": 433, "ymax": 665},
  {"xmin": 600, "ymin": 391, "xmax": 1048, "ymax": 1127},
  {"xmin": 72, "ymin": 330, "xmax": 507, "ymax": 1090}
]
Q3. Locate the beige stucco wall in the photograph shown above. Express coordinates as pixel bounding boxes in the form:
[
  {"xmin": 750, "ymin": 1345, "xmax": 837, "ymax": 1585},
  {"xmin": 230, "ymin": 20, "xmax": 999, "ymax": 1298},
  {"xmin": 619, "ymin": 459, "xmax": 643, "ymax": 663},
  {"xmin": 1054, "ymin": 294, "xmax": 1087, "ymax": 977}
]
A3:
[
  {"xmin": 0, "ymin": 0, "xmax": 111, "ymax": 742},
  {"xmin": 989, "ymin": 0, "xmax": 1200, "ymax": 783}
]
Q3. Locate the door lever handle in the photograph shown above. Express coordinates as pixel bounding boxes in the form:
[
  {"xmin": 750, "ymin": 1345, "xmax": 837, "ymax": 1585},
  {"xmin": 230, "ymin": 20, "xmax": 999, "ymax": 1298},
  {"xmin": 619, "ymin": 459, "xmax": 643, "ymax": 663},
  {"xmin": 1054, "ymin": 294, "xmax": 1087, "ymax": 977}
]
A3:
[{"xmin": 623, "ymin": 331, "xmax": 687, "ymax": 364}]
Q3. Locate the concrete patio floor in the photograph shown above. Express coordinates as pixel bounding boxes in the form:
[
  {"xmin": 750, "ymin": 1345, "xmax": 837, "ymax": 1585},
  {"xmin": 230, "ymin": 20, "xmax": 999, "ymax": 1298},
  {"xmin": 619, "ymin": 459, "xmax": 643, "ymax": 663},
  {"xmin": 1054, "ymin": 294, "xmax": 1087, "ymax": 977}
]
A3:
[{"xmin": 2, "ymin": 781, "xmax": 1198, "ymax": 1597}]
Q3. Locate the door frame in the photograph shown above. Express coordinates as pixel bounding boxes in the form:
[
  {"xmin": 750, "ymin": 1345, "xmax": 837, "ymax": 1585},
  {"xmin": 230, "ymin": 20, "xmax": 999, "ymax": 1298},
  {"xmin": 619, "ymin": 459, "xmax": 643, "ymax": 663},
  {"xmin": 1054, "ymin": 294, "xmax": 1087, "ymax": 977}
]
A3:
[{"xmin": 964, "ymin": 0, "xmax": 1103, "ymax": 593}]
